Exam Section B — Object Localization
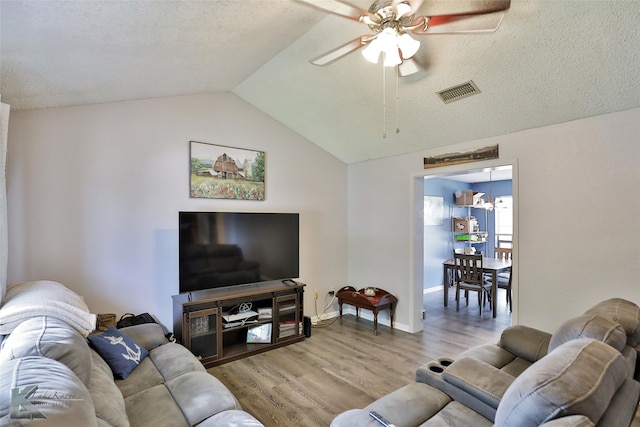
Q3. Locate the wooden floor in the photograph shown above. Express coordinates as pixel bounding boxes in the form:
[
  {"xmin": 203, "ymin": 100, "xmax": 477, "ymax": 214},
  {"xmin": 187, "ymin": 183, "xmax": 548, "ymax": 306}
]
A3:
[{"xmin": 208, "ymin": 287, "xmax": 513, "ymax": 426}]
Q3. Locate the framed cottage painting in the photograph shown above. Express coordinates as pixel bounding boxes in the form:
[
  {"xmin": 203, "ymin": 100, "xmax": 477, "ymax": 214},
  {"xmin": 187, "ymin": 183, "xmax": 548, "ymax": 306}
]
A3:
[{"xmin": 190, "ymin": 141, "xmax": 265, "ymax": 200}]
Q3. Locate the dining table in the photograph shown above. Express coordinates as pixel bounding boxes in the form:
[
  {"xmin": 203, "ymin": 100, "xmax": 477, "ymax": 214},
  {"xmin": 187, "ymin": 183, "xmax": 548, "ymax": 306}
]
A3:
[{"xmin": 442, "ymin": 256, "xmax": 512, "ymax": 318}]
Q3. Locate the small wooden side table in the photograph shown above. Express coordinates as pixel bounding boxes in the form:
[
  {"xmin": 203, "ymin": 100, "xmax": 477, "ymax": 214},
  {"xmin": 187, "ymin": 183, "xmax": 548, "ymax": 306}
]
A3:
[{"xmin": 336, "ymin": 286, "xmax": 398, "ymax": 335}]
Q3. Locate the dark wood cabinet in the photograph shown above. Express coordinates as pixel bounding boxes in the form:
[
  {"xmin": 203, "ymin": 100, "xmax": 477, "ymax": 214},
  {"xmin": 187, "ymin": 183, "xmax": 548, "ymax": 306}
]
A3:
[{"xmin": 173, "ymin": 281, "xmax": 305, "ymax": 367}]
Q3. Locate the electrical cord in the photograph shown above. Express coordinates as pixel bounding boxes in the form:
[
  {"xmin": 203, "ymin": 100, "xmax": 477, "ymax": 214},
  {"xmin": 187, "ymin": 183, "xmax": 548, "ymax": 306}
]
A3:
[{"xmin": 312, "ymin": 293, "xmax": 338, "ymax": 328}]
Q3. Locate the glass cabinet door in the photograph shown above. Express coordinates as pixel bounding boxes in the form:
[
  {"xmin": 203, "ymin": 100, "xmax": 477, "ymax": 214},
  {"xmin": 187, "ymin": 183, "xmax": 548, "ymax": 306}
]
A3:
[
  {"xmin": 275, "ymin": 294, "xmax": 299, "ymax": 341},
  {"xmin": 184, "ymin": 307, "xmax": 219, "ymax": 361}
]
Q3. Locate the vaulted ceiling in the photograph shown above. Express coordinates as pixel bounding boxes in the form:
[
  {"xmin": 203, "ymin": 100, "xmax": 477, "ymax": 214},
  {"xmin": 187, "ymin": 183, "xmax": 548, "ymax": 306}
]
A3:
[{"xmin": 2, "ymin": 0, "xmax": 639, "ymax": 164}]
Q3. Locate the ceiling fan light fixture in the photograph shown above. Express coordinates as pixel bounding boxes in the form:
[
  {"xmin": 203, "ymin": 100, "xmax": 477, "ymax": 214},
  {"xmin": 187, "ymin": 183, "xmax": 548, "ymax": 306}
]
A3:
[
  {"xmin": 398, "ymin": 33, "xmax": 420, "ymax": 59},
  {"xmin": 383, "ymin": 47, "xmax": 402, "ymax": 67},
  {"xmin": 378, "ymin": 28, "xmax": 398, "ymax": 50},
  {"xmin": 363, "ymin": 28, "xmax": 412, "ymax": 67},
  {"xmin": 362, "ymin": 37, "xmax": 382, "ymax": 63},
  {"xmin": 394, "ymin": 2, "xmax": 411, "ymax": 19}
]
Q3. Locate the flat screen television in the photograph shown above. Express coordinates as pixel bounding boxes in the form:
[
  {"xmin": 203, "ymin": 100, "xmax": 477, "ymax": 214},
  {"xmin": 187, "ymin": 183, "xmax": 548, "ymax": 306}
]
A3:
[{"xmin": 179, "ymin": 212, "xmax": 299, "ymax": 293}]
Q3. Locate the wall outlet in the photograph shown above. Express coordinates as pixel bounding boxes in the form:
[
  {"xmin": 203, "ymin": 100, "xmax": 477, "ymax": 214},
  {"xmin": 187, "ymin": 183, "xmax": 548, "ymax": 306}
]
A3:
[
  {"xmin": 314, "ymin": 290, "xmax": 319, "ymax": 299},
  {"xmin": 328, "ymin": 288, "xmax": 335, "ymax": 296}
]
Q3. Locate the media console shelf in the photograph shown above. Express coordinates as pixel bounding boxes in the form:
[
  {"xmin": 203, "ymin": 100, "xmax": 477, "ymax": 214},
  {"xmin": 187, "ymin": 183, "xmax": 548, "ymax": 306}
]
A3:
[{"xmin": 172, "ymin": 281, "xmax": 305, "ymax": 367}]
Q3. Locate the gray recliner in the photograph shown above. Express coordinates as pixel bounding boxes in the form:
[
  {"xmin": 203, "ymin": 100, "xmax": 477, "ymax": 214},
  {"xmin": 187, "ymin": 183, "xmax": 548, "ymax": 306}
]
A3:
[
  {"xmin": 332, "ymin": 298, "xmax": 640, "ymax": 427},
  {"xmin": 331, "ymin": 338, "xmax": 640, "ymax": 427},
  {"xmin": 415, "ymin": 298, "xmax": 640, "ymax": 421}
]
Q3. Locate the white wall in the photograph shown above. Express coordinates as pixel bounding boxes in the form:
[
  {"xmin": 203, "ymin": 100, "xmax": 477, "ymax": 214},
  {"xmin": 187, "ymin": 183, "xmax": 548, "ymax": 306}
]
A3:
[
  {"xmin": 7, "ymin": 94, "xmax": 640, "ymax": 336},
  {"xmin": 6, "ymin": 93, "xmax": 348, "ymax": 329},
  {"xmin": 349, "ymin": 107, "xmax": 640, "ymax": 334}
]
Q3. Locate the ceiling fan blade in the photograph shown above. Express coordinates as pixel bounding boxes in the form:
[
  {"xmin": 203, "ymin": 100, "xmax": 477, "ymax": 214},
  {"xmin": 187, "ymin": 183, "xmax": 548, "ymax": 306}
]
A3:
[
  {"xmin": 310, "ymin": 36, "xmax": 369, "ymax": 66},
  {"xmin": 413, "ymin": 11, "xmax": 505, "ymax": 35},
  {"xmin": 295, "ymin": 0, "xmax": 376, "ymax": 22},
  {"xmin": 414, "ymin": 0, "xmax": 510, "ymax": 18}
]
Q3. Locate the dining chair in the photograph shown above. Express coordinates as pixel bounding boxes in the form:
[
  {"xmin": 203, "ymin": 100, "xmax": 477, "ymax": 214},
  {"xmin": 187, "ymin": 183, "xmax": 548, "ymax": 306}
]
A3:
[
  {"xmin": 493, "ymin": 247, "xmax": 513, "ymax": 312},
  {"xmin": 453, "ymin": 252, "xmax": 492, "ymax": 315},
  {"xmin": 494, "ymin": 247, "xmax": 512, "ymax": 260}
]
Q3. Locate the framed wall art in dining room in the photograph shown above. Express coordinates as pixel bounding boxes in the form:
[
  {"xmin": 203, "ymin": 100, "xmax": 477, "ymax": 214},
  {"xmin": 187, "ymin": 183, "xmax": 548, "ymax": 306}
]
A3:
[
  {"xmin": 189, "ymin": 140, "xmax": 265, "ymax": 200},
  {"xmin": 424, "ymin": 196, "xmax": 444, "ymax": 226}
]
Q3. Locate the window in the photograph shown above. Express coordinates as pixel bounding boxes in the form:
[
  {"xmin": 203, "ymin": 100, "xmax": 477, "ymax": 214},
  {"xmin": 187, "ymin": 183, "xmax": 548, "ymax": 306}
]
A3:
[{"xmin": 494, "ymin": 196, "xmax": 513, "ymax": 248}]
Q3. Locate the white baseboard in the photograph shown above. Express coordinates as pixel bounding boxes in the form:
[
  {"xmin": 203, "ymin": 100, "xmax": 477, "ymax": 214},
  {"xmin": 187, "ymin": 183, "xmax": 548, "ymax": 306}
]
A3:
[{"xmin": 310, "ymin": 307, "xmax": 410, "ymax": 333}]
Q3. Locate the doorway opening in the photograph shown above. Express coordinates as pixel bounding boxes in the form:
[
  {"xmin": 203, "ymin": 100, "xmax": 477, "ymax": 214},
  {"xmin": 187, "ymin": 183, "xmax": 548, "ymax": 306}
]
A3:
[{"xmin": 412, "ymin": 162, "xmax": 517, "ymax": 331}]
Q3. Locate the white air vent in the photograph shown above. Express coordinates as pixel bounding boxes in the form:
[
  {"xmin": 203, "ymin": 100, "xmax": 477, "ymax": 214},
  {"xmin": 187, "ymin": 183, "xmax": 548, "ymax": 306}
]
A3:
[{"xmin": 437, "ymin": 80, "xmax": 481, "ymax": 104}]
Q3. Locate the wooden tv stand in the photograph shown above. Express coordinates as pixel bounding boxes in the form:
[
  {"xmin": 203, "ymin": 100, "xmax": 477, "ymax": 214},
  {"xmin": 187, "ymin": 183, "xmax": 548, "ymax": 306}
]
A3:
[{"xmin": 172, "ymin": 281, "xmax": 305, "ymax": 367}]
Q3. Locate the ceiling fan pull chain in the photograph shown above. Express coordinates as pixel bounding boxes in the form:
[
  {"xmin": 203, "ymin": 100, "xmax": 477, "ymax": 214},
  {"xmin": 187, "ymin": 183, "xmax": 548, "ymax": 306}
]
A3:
[
  {"xmin": 395, "ymin": 64, "xmax": 400, "ymax": 134},
  {"xmin": 382, "ymin": 60, "xmax": 387, "ymax": 138}
]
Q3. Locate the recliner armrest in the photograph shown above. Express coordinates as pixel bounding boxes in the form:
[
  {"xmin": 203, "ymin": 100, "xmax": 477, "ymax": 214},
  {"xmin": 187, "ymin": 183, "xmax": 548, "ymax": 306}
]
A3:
[{"xmin": 498, "ymin": 324, "xmax": 551, "ymax": 363}]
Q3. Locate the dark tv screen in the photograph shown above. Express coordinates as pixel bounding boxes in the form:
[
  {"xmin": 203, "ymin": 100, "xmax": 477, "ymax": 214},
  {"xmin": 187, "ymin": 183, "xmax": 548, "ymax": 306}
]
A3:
[{"xmin": 179, "ymin": 212, "xmax": 299, "ymax": 293}]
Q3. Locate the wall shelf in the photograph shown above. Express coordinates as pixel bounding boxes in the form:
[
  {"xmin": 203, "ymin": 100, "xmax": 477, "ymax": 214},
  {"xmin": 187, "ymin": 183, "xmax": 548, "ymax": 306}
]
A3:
[{"xmin": 452, "ymin": 204, "xmax": 488, "ymax": 253}]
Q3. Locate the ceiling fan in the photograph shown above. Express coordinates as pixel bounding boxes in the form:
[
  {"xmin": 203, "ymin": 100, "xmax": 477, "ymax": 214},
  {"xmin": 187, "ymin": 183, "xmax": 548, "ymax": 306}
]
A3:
[{"xmin": 298, "ymin": 0, "xmax": 511, "ymax": 75}]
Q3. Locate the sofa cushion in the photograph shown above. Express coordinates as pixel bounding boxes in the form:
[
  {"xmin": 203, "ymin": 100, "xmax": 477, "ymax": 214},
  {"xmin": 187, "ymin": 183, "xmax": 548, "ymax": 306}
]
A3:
[
  {"xmin": 596, "ymin": 376, "xmax": 640, "ymax": 427},
  {"xmin": 125, "ymin": 384, "xmax": 189, "ymax": 427},
  {"xmin": 88, "ymin": 349, "xmax": 130, "ymax": 427},
  {"xmin": 0, "ymin": 280, "xmax": 97, "ymax": 336},
  {"xmin": 458, "ymin": 344, "xmax": 517, "ymax": 368},
  {"xmin": 0, "ymin": 356, "xmax": 96, "ymax": 426},
  {"xmin": 115, "ymin": 341, "xmax": 206, "ymax": 399},
  {"xmin": 549, "ymin": 314, "xmax": 627, "ymax": 353},
  {"xmin": 0, "ymin": 316, "xmax": 92, "ymax": 386},
  {"xmin": 421, "ymin": 400, "xmax": 493, "ymax": 426},
  {"xmin": 117, "ymin": 323, "xmax": 167, "ymax": 351},
  {"xmin": 585, "ymin": 298, "xmax": 640, "ymax": 346},
  {"xmin": 457, "ymin": 343, "xmax": 532, "ymax": 377},
  {"xmin": 442, "ymin": 357, "xmax": 516, "ymax": 409},
  {"xmin": 149, "ymin": 341, "xmax": 206, "ymax": 381},
  {"xmin": 115, "ymin": 355, "xmax": 165, "ymax": 398},
  {"xmin": 88, "ymin": 326, "xmax": 149, "ymax": 379},
  {"xmin": 330, "ymin": 383, "xmax": 453, "ymax": 427},
  {"xmin": 166, "ymin": 371, "xmax": 242, "ymax": 425},
  {"xmin": 494, "ymin": 338, "xmax": 628, "ymax": 427}
]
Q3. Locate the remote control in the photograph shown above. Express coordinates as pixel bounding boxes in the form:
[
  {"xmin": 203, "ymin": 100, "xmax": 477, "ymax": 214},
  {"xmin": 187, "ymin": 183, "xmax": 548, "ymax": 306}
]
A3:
[{"xmin": 369, "ymin": 411, "xmax": 396, "ymax": 427}]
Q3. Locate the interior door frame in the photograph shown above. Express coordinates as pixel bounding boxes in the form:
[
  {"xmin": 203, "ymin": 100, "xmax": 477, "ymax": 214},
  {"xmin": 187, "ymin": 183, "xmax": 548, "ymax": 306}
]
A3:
[{"xmin": 409, "ymin": 159, "xmax": 519, "ymax": 333}]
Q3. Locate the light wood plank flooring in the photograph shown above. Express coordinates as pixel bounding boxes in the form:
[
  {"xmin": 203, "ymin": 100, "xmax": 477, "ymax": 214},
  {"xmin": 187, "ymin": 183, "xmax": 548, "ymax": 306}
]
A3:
[{"xmin": 208, "ymin": 287, "xmax": 513, "ymax": 426}]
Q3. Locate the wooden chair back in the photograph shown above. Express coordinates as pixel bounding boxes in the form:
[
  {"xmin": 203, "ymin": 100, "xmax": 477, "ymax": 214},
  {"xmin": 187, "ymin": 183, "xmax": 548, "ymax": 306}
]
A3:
[
  {"xmin": 453, "ymin": 253, "xmax": 484, "ymax": 286},
  {"xmin": 494, "ymin": 247, "xmax": 513, "ymax": 260}
]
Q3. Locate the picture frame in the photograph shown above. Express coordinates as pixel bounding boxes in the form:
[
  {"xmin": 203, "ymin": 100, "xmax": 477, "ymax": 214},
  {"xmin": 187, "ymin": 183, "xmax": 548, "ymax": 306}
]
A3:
[
  {"xmin": 246, "ymin": 323, "xmax": 272, "ymax": 344},
  {"xmin": 424, "ymin": 196, "xmax": 444, "ymax": 226},
  {"xmin": 258, "ymin": 307, "xmax": 272, "ymax": 320},
  {"xmin": 190, "ymin": 140, "xmax": 265, "ymax": 200},
  {"xmin": 424, "ymin": 145, "xmax": 499, "ymax": 169}
]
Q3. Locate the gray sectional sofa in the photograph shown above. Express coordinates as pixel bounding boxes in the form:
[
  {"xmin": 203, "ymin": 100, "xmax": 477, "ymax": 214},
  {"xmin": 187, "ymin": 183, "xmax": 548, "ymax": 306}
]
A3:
[
  {"xmin": 332, "ymin": 298, "xmax": 640, "ymax": 427},
  {"xmin": 0, "ymin": 281, "xmax": 263, "ymax": 426}
]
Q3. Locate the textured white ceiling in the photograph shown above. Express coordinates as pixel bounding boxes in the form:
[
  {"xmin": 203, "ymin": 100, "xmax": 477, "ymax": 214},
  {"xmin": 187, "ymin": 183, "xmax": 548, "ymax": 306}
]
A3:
[{"xmin": 2, "ymin": 0, "xmax": 640, "ymax": 164}]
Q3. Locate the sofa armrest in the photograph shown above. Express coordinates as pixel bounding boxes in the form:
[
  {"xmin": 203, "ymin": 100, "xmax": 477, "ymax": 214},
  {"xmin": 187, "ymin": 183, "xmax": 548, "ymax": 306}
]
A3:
[
  {"xmin": 119, "ymin": 323, "xmax": 168, "ymax": 350},
  {"xmin": 498, "ymin": 325, "xmax": 551, "ymax": 363},
  {"xmin": 442, "ymin": 357, "xmax": 516, "ymax": 409}
]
